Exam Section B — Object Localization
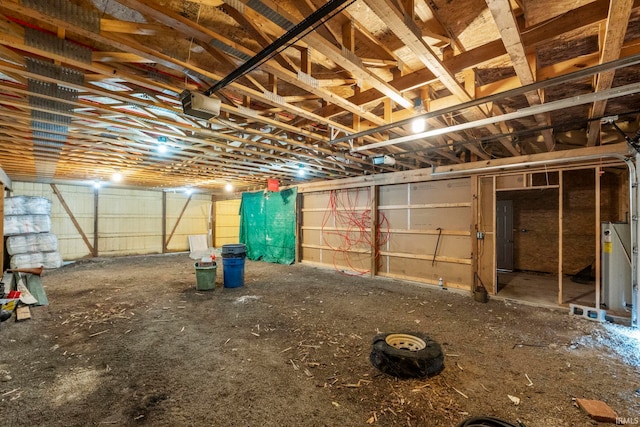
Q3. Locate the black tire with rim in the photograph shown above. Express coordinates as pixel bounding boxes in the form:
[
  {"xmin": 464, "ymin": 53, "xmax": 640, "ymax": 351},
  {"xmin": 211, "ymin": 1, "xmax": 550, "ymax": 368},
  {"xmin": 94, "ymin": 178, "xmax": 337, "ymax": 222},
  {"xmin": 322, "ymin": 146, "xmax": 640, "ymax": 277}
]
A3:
[{"xmin": 369, "ymin": 332, "xmax": 444, "ymax": 379}]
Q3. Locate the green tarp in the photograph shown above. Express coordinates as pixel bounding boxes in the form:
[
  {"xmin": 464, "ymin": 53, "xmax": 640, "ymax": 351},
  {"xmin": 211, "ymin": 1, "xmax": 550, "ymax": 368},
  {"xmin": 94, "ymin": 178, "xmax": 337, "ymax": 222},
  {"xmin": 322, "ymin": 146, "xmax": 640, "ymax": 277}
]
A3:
[{"xmin": 239, "ymin": 188, "xmax": 297, "ymax": 264}]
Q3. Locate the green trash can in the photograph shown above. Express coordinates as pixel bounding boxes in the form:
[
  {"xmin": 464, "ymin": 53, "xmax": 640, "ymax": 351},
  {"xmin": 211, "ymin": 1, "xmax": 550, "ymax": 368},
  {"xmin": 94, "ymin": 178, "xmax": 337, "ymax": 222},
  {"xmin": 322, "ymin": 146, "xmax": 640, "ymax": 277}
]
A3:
[{"xmin": 194, "ymin": 262, "xmax": 217, "ymax": 290}]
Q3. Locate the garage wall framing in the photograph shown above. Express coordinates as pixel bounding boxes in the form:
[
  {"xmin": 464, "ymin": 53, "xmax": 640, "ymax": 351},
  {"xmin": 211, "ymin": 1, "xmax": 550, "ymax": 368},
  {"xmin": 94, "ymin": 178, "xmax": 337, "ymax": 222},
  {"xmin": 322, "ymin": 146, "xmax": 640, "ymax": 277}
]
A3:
[
  {"xmin": 9, "ymin": 183, "xmax": 213, "ymax": 259},
  {"xmin": 298, "ymin": 143, "xmax": 634, "ymax": 298}
]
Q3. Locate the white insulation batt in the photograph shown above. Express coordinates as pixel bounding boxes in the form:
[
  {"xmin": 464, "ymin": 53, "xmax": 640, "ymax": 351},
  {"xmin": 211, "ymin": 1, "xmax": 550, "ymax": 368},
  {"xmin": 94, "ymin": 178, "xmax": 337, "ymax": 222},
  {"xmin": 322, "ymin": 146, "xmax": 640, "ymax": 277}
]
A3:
[
  {"xmin": 10, "ymin": 252, "xmax": 63, "ymax": 269},
  {"xmin": 6, "ymin": 233, "xmax": 58, "ymax": 255},
  {"xmin": 4, "ymin": 195, "xmax": 51, "ymax": 215},
  {"xmin": 3, "ymin": 215, "xmax": 52, "ymax": 236},
  {"xmin": 4, "ymin": 195, "xmax": 63, "ymax": 269}
]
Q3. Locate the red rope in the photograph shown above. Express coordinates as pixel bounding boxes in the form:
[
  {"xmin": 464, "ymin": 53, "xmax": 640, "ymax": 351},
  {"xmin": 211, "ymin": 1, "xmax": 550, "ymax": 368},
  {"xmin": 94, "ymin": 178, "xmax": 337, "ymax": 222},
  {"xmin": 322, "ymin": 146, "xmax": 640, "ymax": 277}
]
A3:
[{"xmin": 320, "ymin": 189, "xmax": 389, "ymax": 276}]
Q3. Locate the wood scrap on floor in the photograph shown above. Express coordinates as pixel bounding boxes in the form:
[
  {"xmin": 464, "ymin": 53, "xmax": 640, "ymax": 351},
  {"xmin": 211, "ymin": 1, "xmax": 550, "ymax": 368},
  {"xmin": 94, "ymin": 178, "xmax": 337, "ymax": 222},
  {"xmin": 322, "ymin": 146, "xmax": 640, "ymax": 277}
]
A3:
[{"xmin": 15, "ymin": 305, "xmax": 31, "ymax": 321}]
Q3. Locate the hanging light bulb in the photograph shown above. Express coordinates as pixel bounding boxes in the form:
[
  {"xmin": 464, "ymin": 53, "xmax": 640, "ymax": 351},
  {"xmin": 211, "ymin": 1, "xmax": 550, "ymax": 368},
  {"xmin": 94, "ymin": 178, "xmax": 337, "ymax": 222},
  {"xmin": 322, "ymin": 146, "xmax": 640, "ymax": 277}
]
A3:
[
  {"xmin": 92, "ymin": 180, "xmax": 102, "ymax": 189},
  {"xmin": 297, "ymin": 164, "xmax": 306, "ymax": 177},
  {"xmin": 111, "ymin": 171, "xmax": 123, "ymax": 182},
  {"xmin": 184, "ymin": 187, "xmax": 193, "ymax": 196},
  {"xmin": 411, "ymin": 117, "xmax": 426, "ymax": 133},
  {"xmin": 225, "ymin": 183, "xmax": 233, "ymax": 192},
  {"xmin": 157, "ymin": 144, "xmax": 168, "ymax": 154}
]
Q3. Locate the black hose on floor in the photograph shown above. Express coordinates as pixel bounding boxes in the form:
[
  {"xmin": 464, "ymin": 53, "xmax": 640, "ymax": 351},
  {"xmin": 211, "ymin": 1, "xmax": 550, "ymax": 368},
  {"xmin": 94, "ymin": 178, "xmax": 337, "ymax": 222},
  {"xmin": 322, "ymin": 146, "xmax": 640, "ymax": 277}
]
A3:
[{"xmin": 457, "ymin": 416, "xmax": 526, "ymax": 427}]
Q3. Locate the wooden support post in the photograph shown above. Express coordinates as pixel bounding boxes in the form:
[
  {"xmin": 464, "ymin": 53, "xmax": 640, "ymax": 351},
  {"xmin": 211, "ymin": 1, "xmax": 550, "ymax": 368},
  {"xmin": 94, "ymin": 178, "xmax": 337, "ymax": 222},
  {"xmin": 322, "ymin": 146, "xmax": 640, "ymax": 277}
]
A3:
[
  {"xmin": 301, "ymin": 47, "xmax": 311, "ymax": 74},
  {"xmin": 162, "ymin": 191, "xmax": 167, "ymax": 253},
  {"xmin": 93, "ymin": 187, "xmax": 99, "ymax": 257},
  {"xmin": 166, "ymin": 195, "xmax": 192, "ymax": 251},
  {"xmin": 492, "ymin": 176, "xmax": 497, "ymax": 294},
  {"xmin": 471, "ymin": 175, "xmax": 478, "ymax": 292},
  {"xmin": 370, "ymin": 185, "xmax": 378, "ymax": 278},
  {"xmin": 296, "ymin": 191, "xmax": 303, "ymax": 263},
  {"xmin": 558, "ymin": 170, "xmax": 564, "ymax": 305},
  {"xmin": 400, "ymin": 0, "xmax": 415, "ymax": 17},
  {"xmin": 50, "ymin": 184, "xmax": 96, "ymax": 257},
  {"xmin": 210, "ymin": 195, "xmax": 217, "ymax": 248},
  {"xmin": 342, "ymin": 20, "xmax": 354, "ymax": 51},
  {"xmin": 269, "ymin": 74, "xmax": 277, "ymax": 94},
  {"xmin": 463, "ymin": 68, "xmax": 476, "ymax": 99},
  {"xmin": 595, "ymin": 167, "xmax": 601, "ymax": 310}
]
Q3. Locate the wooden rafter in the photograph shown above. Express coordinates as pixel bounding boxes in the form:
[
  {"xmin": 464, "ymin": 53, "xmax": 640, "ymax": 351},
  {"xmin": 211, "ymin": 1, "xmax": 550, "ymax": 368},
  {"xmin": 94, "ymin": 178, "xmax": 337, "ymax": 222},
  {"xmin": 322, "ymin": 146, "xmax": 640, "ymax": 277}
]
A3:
[
  {"xmin": 485, "ymin": 0, "xmax": 555, "ymax": 151},
  {"xmin": 586, "ymin": 0, "xmax": 634, "ymax": 146}
]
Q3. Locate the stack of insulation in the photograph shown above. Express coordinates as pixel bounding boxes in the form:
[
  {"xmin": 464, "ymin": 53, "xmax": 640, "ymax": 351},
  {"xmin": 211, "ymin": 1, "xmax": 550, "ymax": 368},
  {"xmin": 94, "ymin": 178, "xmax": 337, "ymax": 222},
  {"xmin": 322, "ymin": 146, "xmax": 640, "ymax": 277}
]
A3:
[{"xmin": 4, "ymin": 196, "xmax": 63, "ymax": 269}]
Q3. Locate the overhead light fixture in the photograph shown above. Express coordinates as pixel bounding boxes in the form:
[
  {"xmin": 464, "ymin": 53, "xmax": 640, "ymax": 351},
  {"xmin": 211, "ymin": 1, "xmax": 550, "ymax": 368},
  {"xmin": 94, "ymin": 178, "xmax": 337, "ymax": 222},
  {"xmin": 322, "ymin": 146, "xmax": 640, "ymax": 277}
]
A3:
[
  {"xmin": 411, "ymin": 118, "xmax": 426, "ymax": 133},
  {"xmin": 225, "ymin": 183, "xmax": 233, "ymax": 192},
  {"xmin": 184, "ymin": 187, "xmax": 193, "ymax": 196},
  {"xmin": 297, "ymin": 164, "xmax": 306, "ymax": 177},
  {"xmin": 372, "ymin": 155, "xmax": 396, "ymax": 166},
  {"xmin": 111, "ymin": 171, "xmax": 123, "ymax": 182},
  {"xmin": 92, "ymin": 180, "xmax": 102, "ymax": 189},
  {"xmin": 157, "ymin": 144, "xmax": 168, "ymax": 154}
]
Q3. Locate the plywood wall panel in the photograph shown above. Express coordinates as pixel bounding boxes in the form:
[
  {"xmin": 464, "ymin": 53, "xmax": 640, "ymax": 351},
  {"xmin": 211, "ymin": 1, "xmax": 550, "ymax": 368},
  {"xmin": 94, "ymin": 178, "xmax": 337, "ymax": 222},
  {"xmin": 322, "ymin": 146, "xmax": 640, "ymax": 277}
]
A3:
[
  {"xmin": 302, "ymin": 211, "xmax": 326, "ymax": 226},
  {"xmin": 388, "ymin": 233, "xmax": 471, "ymax": 259},
  {"xmin": 322, "ymin": 249, "xmax": 370, "ymax": 273},
  {"xmin": 215, "ymin": 198, "xmax": 241, "ymax": 247},
  {"xmin": 379, "ymin": 209, "xmax": 408, "ymax": 229},
  {"xmin": 302, "ymin": 192, "xmax": 330, "ymax": 209},
  {"xmin": 302, "ymin": 229, "xmax": 322, "ymax": 244},
  {"xmin": 410, "ymin": 179, "xmax": 471, "ymax": 203},
  {"xmin": 379, "ymin": 184, "xmax": 408, "ymax": 205},
  {"xmin": 409, "ymin": 207, "xmax": 471, "ymax": 230},
  {"xmin": 379, "ymin": 256, "xmax": 470, "ymax": 289},
  {"xmin": 301, "ymin": 247, "xmax": 322, "ymax": 263},
  {"xmin": 496, "ymin": 174, "xmax": 525, "ymax": 189}
]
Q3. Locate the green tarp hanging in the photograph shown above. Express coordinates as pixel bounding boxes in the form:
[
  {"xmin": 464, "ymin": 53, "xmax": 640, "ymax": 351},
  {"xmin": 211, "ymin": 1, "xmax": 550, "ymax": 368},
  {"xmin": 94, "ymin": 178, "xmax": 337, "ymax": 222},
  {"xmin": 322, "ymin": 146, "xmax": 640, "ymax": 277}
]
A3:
[{"xmin": 239, "ymin": 188, "xmax": 297, "ymax": 264}]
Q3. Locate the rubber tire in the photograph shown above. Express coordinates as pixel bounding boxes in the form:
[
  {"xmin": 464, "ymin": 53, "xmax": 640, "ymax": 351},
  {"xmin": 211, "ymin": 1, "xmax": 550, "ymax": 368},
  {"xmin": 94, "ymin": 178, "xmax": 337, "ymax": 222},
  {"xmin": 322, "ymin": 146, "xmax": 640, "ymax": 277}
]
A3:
[
  {"xmin": 369, "ymin": 332, "xmax": 444, "ymax": 379},
  {"xmin": 457, "ymin": 416, "xmax": 523, "ymax": 427},
  {"xmin": 0, "ymin": 310, "xmax": 11, "ymax": 322}
]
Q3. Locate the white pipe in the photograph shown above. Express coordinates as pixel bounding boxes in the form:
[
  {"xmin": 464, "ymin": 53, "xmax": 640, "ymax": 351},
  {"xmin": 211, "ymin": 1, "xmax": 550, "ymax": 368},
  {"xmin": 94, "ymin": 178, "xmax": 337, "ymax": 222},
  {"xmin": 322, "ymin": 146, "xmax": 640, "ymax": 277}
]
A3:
[
  {"xmin": 634, "ymin": 153, "xmax": 640, "ymax": 327},
  {"xmin": 351, "ymin": 82, "xmax": 640, "ymax": 152}
]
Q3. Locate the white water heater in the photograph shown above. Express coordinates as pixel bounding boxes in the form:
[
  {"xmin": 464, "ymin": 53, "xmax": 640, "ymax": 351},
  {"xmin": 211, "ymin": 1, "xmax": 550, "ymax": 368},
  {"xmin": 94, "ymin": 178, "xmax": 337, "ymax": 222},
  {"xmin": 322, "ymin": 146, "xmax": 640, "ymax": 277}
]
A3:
[{"xmin": 601, "ymin": 222, "xmax": 632, "ymax": 312}]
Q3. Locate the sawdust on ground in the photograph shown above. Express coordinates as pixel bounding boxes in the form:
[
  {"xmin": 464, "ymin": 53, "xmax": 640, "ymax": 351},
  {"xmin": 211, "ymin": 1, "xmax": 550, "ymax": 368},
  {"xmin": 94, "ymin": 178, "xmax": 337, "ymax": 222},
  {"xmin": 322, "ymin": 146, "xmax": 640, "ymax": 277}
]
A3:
[{"xmin": 1, "ymin": 253, "xmax": 639, "ymax": 426}]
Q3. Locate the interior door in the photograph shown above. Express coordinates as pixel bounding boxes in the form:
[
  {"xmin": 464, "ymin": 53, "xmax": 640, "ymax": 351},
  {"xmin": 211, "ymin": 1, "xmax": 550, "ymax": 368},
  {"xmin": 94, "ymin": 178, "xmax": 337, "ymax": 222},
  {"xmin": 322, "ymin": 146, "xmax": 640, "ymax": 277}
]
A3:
[{"xmin": 496, "ymin": 200, "xmax": 514, "ymax": 271}]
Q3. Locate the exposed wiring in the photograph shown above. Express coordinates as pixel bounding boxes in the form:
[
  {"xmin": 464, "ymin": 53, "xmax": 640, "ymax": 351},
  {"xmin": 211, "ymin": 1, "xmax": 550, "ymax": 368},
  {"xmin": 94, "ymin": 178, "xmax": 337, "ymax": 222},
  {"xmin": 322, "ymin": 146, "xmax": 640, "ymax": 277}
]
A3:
[{"xmin": 321, "ymin": 189, "xmax": 389, "ymax": 276}]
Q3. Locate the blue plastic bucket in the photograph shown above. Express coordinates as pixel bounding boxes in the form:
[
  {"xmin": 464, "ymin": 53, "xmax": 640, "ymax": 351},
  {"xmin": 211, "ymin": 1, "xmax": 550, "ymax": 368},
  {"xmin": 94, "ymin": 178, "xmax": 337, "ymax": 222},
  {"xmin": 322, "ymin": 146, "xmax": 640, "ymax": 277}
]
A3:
[
  {"xmin": 222, "ymin": 244, "xmax": 246, "ymax": 258},
  {"xmin": 222, "ymin": 257, "xmax": 245, "ymax": 288}
]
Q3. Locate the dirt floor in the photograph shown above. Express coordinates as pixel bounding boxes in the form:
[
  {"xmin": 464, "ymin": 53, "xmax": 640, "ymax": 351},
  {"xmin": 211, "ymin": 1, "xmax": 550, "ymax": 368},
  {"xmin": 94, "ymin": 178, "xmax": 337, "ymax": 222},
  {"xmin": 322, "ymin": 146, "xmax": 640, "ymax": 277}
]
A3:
[{"xmin": 1, "ymin": 253, "xmax": 639, "ymax": 427}]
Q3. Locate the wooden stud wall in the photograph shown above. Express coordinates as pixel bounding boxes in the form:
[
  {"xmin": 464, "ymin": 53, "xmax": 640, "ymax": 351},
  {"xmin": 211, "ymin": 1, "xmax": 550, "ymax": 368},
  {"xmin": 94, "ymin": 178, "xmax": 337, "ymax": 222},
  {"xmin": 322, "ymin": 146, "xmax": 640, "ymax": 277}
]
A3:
[
  {"xmin": 377, "ymin": 179, "xmax": 472, "ymax": 289},
  {"xmin": 10, "ymin": 182, "xmax": 212, "ymax": 259},
  {"xmin": 301, "ymin": 187, "xmax": 373, "ymax": 274},
  {"xmin": 300, "ymin": 178, "xmax": 473, "ymax": 290},
  {"xmin": 477, "ymin": 176, "xmax": 496, "ymax": 294}
]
